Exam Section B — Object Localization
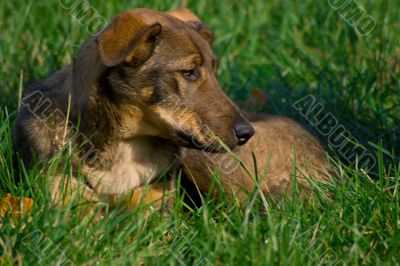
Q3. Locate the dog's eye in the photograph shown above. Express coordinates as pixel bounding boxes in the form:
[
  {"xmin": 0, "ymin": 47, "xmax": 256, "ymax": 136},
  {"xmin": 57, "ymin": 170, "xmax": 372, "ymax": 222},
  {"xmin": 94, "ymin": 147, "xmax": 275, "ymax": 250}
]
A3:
[{"xmin": 181, "ymin": 67, "xmax": 200, "ymax": 82}]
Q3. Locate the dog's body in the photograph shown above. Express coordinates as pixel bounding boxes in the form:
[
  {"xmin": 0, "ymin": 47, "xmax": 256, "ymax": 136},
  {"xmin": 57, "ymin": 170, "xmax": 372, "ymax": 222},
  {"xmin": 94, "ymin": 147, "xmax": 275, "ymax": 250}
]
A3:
[
  {"xmin": 182, "ymin": 113, "xmax": 331, "ymax": 203},
  {"xmin": 14, "ymin": 8, "xmax": 331, "ymax": 207}
]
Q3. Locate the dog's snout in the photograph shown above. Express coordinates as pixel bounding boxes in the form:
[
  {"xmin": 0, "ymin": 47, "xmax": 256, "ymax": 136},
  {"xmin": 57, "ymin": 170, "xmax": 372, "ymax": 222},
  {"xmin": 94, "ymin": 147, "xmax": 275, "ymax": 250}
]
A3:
[{"xmin": 234, "ymin": 122, "xmax": 255, "ymax": 146}]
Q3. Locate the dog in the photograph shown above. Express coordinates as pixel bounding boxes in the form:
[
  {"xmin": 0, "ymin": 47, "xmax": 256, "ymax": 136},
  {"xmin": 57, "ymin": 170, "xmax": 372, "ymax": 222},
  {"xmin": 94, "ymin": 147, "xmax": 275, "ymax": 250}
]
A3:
[{"xmin": 13, "ymin": 8, "xmax": 331, "ymax": 209}]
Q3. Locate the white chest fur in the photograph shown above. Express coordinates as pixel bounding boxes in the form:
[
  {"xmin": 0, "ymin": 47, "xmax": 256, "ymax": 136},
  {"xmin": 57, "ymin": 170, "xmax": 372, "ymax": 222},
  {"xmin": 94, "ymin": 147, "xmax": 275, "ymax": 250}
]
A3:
[{"xmin": 84, "ymin": 137, "xmax": 177, "ymax": 194}]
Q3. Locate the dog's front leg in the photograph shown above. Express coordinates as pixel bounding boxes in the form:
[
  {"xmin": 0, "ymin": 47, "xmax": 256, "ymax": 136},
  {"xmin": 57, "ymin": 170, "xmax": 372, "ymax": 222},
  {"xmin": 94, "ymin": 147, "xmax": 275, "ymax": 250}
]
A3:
[
  {"xmin": 50, "ymin": 175, "xmax": 99, "ymax": 206},
  {"xmin": 123, "ymin": 182, "xmax": 174, "ymax": 211},
  {"xmin": 117, "ymin": 160, "xmax": 180, "ymax": 213},
  {"xmin": 104, "ymin": 177, "xmax": 176, "ymax": 216}
]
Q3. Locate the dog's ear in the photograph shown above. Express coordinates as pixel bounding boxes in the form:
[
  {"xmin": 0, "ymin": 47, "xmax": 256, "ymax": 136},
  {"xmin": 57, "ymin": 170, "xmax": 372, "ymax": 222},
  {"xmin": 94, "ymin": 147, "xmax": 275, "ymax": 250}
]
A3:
[
  {"xmin": 97, "ymin": 12, "xmax": 162, "ymax": 67},
  {"xmin": 167, "ymin": 8, "xmax": 214, "ymax": 44},
  {"xmin": 70, "ymin": 12, "xmax": 161, "ymax": 113}
]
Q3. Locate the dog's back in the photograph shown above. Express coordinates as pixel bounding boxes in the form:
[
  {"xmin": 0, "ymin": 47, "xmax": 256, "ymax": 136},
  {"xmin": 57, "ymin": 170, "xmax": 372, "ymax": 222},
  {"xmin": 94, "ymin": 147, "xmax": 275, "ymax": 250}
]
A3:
[{"xmin": 182, "ymin": 113, "xmax": 332, "ymax": 202}]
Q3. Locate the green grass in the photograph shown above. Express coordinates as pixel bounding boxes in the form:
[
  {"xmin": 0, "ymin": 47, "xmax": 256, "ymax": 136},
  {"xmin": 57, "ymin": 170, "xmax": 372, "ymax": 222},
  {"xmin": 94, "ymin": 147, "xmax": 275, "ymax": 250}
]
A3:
[{"xmin": 1, "ymin": 0, "xmax": 399, "ymax": 265}]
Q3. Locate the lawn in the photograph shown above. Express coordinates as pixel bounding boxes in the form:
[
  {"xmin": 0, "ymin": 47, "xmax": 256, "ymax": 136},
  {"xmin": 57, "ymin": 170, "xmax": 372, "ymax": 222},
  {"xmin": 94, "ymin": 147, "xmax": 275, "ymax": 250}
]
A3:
[{"xmin": 0, "ymin": 0, "xmax": 399, "ymax": 265}]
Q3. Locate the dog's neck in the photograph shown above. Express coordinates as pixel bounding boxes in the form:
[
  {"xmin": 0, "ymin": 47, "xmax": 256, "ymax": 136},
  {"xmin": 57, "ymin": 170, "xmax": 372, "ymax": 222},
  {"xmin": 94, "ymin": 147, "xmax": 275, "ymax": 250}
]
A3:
[
  {"xmin": 77, "ymin": 85, "xmax": 160, "ymax": 147},
  {"xmin": 69, "ymin": 84, "xmax": 181, "ymax": 194}
]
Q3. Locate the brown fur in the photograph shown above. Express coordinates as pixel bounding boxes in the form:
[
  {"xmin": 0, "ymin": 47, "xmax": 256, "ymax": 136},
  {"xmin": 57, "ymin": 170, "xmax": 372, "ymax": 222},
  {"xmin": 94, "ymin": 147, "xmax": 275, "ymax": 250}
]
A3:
[
  {"xmin": 13, "ymin": 8, "xmax": 332, "ymax": 210},
  {"xmin": 182, "ymin": 113, "xmax": 332, "ymax": 204}
]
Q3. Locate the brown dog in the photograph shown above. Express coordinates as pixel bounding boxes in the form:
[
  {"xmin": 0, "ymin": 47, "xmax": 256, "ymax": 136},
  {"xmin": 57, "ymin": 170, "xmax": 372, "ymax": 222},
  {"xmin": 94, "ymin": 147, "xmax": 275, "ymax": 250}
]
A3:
[{"xmin": 13, "ymin": 8, "xmax": 331, "ymax": 209}]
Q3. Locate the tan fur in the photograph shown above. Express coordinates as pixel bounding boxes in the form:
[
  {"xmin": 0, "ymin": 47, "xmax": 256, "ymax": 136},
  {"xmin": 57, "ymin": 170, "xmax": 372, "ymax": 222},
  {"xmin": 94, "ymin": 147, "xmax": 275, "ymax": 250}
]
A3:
[
  {"xmin": 83, "ymin": 138, "xmax": 177, "ymax": 194},
  {"xmin": 140, "ymin": 87, "xmax": 155, "ymax": 99},
  {"xmin": 167, "ymin": 8, "xmax": 200, "ymax": 22},
  {"xmin": 183, "ymin": 114, "xmax": 332, "ymax": 203}
]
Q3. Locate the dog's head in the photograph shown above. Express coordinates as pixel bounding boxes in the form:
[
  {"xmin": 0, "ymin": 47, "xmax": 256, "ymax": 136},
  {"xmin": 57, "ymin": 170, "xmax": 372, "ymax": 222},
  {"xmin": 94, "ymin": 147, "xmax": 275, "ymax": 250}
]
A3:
[{"xmin": 75, "ymin": 8, "xmax": 254, "ymax": 151}]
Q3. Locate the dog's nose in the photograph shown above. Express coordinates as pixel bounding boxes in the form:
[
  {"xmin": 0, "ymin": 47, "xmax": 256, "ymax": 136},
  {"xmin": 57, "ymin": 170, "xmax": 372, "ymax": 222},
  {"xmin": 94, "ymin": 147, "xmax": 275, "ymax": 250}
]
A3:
[{"xmin": 234, "ymin": 122, "xmax": 255, "ymax": 146}]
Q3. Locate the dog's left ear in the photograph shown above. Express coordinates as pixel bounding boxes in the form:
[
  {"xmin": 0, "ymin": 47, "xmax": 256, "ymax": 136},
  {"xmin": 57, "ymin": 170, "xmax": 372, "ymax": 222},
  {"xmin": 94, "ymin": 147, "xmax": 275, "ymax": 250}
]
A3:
[
  {"xmin": 167, "ymin": 8, "xmax": 214, "ymax": 44},
  {"xmin": 71, "ymin": 12, "xmax": 162, "ymax": 112}
]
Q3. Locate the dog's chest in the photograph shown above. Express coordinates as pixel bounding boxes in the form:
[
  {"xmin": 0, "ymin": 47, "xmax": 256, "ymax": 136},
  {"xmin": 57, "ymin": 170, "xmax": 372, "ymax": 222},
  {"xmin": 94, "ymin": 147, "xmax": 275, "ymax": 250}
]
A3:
[{"xmin": 84, "ymin": 138, "xmax": 177, "ymax": 194}]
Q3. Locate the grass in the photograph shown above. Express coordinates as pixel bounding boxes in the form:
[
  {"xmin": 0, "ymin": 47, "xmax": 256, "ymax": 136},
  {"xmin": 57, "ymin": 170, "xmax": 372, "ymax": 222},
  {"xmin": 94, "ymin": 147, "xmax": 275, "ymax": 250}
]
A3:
[{"xmin": 0, "ymin": 0, "xmax": 399, "ymax": 264}]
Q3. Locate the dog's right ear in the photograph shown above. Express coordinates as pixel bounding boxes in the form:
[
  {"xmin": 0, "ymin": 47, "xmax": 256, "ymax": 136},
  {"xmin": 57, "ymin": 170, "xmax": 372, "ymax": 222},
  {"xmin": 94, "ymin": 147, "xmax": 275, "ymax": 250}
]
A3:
[{"xmin": 96, "ymin": 12, "xmax": 162, "ymax": 67}]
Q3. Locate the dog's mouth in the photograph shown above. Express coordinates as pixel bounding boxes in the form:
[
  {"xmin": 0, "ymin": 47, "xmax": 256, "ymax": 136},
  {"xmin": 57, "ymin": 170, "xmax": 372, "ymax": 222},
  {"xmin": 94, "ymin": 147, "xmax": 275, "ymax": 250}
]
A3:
[{"xmin": 175, "ymin": 131, "xmax": 222, "ymax": 153}]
